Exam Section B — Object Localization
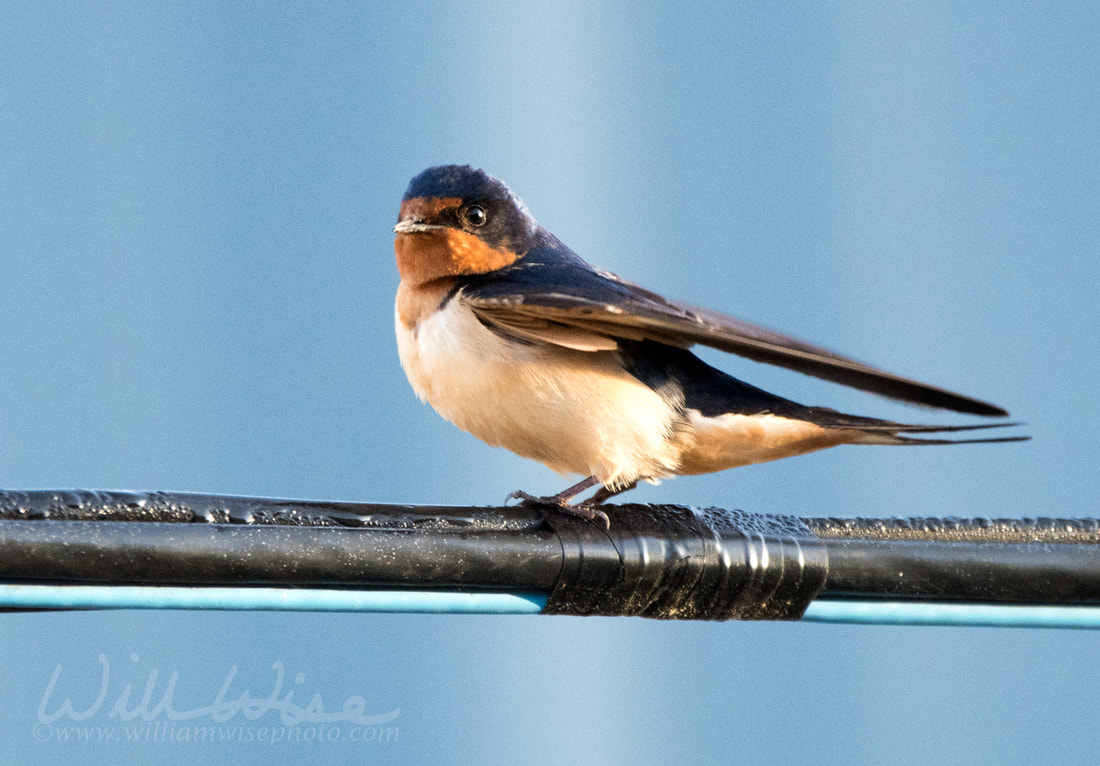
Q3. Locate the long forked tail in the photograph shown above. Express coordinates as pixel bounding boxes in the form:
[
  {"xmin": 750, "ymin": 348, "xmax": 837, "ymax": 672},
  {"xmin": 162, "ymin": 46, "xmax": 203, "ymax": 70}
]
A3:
[{"xmin": 849, "ymin": 421, "xmax": 1030, "ymax": 446}]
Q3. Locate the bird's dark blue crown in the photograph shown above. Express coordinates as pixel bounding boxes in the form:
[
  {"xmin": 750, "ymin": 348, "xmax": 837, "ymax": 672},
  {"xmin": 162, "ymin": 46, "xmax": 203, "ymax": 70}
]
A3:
[{"xmin": 403, "ymin": 165, "xmax": 512, "ymax": 203}]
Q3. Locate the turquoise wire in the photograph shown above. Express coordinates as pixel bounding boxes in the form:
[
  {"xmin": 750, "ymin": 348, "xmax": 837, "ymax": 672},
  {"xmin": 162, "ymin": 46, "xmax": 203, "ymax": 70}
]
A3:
[
  {"xmin": 3, "ymin": 584, "xmax": 1098, "ymax": 628},
  {"xmin": 802, "ymin": 599, "xmax": 1100, "ymax": 630},
  {"xmin": 0, "ymin": 584, "xmax": 547, "ymax": 614}
]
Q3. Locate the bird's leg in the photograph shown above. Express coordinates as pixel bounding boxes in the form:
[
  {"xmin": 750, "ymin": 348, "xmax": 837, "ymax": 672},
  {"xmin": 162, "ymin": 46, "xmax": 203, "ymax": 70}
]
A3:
[
  {"xmin": 584, "ymin": 481, "xmax": 637, "ymax": 506},
  {"xmin": 507, "ymin": 475, "xmax": 599, "ymax": 505},
  {"xmin": 507, "ymin": 476, "xmax": 610, "ymax": 529}
]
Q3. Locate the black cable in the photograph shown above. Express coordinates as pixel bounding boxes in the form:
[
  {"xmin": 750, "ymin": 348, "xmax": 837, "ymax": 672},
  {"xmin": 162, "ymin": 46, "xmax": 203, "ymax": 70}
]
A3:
[{"xmin": 0, "ymin": 489, "xmax": 1097, "ymax": 620}]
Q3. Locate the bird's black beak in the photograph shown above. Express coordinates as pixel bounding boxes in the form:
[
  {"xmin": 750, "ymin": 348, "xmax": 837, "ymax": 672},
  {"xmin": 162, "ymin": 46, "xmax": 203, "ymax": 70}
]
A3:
[{"xmin": 394, "ymin": 219, "xmax": 445, "ymax": 234}]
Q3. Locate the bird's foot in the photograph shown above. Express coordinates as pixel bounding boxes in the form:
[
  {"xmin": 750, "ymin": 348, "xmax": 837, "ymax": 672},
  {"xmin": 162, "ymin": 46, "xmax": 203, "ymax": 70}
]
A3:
[{"xmin": 506, "ymin": 477, "xmax": 611, "ymax": 530}]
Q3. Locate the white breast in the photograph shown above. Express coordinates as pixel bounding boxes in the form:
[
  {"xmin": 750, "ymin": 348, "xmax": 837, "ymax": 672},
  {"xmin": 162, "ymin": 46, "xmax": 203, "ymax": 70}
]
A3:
[{"xmin": 395, "ymin": 297, "xmax": 686, "ymax": 488}]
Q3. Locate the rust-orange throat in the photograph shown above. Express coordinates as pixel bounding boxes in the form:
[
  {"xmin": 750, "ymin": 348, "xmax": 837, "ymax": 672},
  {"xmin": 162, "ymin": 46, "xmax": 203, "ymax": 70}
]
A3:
[{"xmin": 394, "ymin": 196, "xmax": 520, "ymax": 287}]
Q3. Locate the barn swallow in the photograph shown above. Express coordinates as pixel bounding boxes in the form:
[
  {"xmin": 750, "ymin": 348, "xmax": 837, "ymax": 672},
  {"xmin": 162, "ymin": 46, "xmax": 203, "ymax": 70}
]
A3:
[{"xmin": 393, "ymin": 165, "xmax": 1024, "ymax": 527}]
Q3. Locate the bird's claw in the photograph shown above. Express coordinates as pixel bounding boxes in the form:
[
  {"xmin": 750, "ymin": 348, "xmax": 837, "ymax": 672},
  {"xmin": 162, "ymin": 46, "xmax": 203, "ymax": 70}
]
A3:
[
  {"xmin": 505, "ymin": 489, "xmax": 540, "ymax": 505},
  {"xmin": 505, "ymin": 490, "xmax": 611, "ymax": 530}
]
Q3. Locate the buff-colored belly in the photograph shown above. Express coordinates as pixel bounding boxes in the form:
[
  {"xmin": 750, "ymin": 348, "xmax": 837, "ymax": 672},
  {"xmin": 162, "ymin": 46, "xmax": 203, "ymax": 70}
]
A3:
[{"xmin": 395, "ymin": 299, "xmax": 684, "ymax": 488}]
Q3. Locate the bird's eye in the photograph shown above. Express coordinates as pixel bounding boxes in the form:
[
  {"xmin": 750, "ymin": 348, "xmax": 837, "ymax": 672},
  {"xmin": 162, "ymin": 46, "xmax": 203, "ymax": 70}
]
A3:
[{"xmin": 463, "ymin": 205, "xmax": 487, "ymax": 227}]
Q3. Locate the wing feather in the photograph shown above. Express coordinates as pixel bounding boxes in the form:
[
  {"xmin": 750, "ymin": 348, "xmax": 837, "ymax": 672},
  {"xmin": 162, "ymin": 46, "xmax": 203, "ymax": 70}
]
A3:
[{"xmin": 461, "ymin": 259, "xmax": 1008, "ymax": 417}]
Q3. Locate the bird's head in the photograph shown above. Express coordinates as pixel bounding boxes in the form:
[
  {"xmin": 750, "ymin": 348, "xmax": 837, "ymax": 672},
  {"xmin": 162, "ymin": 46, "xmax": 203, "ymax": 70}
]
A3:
[{"xmin": 394, "ymin": 165, "xmax": 538, "ymax": 286}]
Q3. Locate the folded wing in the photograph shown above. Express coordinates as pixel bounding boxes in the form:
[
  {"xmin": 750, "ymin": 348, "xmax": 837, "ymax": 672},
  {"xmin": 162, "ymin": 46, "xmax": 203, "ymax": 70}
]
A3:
[{"xmin": 461, "ymin": 252, "xmax": 1008, "ymax": 417}]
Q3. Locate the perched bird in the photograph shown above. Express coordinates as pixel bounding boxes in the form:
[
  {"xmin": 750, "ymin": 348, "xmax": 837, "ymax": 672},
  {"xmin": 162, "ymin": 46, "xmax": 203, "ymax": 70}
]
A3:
[{"xmin": 393, "ymin": 165, "xmax": 1023, "ymax": 526}]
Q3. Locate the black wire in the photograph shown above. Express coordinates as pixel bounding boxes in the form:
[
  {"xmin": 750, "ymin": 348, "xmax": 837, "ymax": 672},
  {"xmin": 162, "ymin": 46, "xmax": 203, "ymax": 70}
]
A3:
[{"xmin": 0, "ymin": 490, "xmax": 1097, "ymax": 620}]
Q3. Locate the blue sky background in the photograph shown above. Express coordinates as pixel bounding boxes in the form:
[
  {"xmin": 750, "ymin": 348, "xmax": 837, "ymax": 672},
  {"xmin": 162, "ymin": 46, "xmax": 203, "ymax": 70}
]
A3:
[{"xmin": 1, "ymin": 2, "xmax": 1098, "ymax": 763}]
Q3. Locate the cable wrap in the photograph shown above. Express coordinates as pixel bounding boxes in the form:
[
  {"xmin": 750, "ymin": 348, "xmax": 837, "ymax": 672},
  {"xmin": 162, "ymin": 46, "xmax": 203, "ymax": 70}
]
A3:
[{"xmin": 543, "ymin": 504, "xmax": 828, "ymax": 620}]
